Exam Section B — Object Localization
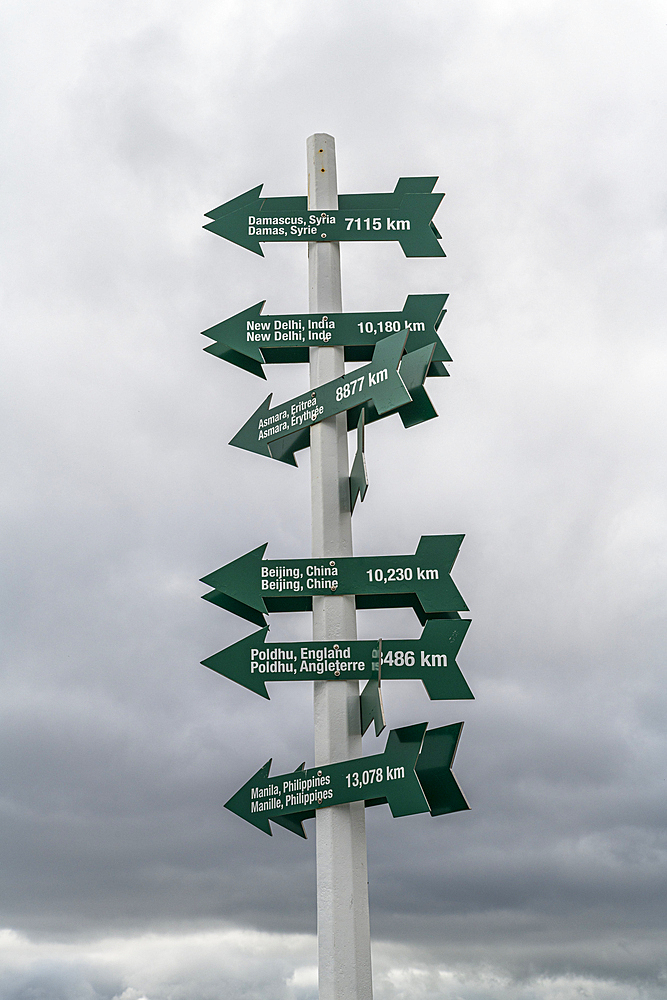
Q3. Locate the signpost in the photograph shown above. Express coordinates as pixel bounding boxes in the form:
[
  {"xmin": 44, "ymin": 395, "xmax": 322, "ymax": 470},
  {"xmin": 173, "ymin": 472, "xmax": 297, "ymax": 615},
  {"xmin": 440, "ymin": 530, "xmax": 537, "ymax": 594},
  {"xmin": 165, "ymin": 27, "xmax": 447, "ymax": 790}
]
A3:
[
  {"xmin": 225, "ymin": 722, "xmax": 468, "ymax": 837},
  {"xmin": 199, "ymin": 135, "xmax": 471, "ymax": 1000},
  {"xmin": 201, "ymin": 618, "xmax": 473, "ymax": 701},
  {"xmin": 201, "ymin": 293, "xmax": 450, "ymax": 378}
]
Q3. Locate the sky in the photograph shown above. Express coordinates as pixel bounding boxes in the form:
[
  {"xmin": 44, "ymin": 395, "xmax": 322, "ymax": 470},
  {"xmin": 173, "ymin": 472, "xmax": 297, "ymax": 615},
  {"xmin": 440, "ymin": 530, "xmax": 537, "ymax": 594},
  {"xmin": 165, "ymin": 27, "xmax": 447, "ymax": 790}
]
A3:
[{"xmin": 1, "ymin": 0, "xmax": 666, "ymax": 998}]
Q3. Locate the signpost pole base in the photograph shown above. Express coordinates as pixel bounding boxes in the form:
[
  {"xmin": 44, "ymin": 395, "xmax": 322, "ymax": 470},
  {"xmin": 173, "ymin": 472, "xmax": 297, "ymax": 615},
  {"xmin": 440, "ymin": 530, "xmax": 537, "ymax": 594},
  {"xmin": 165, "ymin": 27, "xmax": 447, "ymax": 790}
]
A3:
[{"xmin": 308, "ymin": 133, "xmax": 373, "ymax": 1000}]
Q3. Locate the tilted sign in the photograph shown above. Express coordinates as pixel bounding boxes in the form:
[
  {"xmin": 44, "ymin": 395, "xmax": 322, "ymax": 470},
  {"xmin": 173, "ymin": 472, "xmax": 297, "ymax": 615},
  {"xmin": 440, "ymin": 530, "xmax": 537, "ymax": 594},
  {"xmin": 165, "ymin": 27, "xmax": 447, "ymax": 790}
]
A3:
[
  {"xmin": 225, "ymin": 722, "xmax": 468, "ymax": 837},
  {"xmin": 200, "ymin": 534, "xmax": 468, "ymax": 627},
  {"xmin": 201, "ymin": 293, "xmax": 450, "ymax": 379},
  {"xmin": 201, "ymin": 618, "xmax": 473, "ymax": 701},
  {"xmin": 204, "ymin": 177, "xmax": 445, "ymax": 257},
  {"xmin": 230, "ymin": 332, "xmax": 437, "ymax": 466},
  {"xmin": 267, "ymin": 339, "xmax": 439, "ymax": 466}
]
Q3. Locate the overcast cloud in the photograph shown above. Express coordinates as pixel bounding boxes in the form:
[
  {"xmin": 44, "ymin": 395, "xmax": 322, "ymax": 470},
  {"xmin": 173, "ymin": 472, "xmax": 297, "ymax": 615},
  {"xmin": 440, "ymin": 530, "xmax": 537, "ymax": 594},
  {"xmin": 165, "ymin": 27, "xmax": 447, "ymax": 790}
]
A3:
[{"xmin": 1, "ymin": 1, "xmax": 666, "ymax": 998}]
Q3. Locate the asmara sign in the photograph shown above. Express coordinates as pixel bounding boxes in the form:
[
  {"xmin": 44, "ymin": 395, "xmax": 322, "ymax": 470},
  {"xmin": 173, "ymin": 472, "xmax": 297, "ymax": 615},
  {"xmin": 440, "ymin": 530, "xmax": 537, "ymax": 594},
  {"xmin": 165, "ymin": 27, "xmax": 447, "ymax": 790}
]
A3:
[
  {"xmin": 201, "ymin": 618, "xmax": 473, "ymax": 701},
  {"xmin": 266, "ymin": 338, "xmax": 438, "ymax": 466},
  {"xmin": 201, "ymin": 294, "xmax": 451, "ymax": 379},
  {"xmin": 224, "ymin": 722, "xmax": 468, "ymax": 837},
  {"xmin": 200, "ymin": 534, "xmax": 468, "ymax": 627},
  {"xmin": 230, "ymin": 332, "xmax": 437, "ymax": 466},
  {"xmin": 204, "ymin": 177, "xmax": 445, "ymax": 257}
]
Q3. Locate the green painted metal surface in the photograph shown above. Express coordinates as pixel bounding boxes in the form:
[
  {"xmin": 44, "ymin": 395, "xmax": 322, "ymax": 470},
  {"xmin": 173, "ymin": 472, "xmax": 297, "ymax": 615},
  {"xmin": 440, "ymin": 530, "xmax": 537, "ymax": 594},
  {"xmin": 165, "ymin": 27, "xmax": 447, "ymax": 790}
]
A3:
[
  {"xmin": 201, "ymin": 619, "xmax": 473, "ymax": 701},
  {"xmin": 264, "ymin": 341, "xmax": 438, "ymax": 466},
  {"xmin": 230, "ymin": 332, "xmax": 410, "ymax": 459},
  {"xmin": 359, "ymin": 676, "xmax": 385, "ymax": 737},
  {"xmin": 200, "ymin": 535, "xmax": 468, "ymax": 626},
  {"xmin": 201, "ymin": 294, "xmax": 450, "ymax": 379},
  {"xmin": 224, "ymin": 722, "xmax": 467, "ymax": 837},
  {"xmin": 230, "ymin": 335, "xmax": 438, "ymax": 467},
  {"xmin": 349, "ymin": 409, "xmax": 368, "ymax": 512},
  {"xmin": 204, "ymin": 177, "xmax": 445, "ymax": 258}
]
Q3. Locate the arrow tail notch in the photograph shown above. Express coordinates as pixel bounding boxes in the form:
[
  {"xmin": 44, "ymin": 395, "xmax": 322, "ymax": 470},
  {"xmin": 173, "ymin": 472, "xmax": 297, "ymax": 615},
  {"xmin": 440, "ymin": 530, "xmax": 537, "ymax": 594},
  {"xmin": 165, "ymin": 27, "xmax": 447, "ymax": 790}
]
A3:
[
  {"xmin": 200, "ymin": 543, "xmax": 269, "ymax": 624},
  {"xmin": 415, "ymin": 722, "xmax": 469, "ymax": 816},
  {"xmin": 204, "ymin": 178, "xmax": 444, "ymax": 257},
  {"xmin": 224, "ymin": 759, "xmax": 273, "ymax": 835}
]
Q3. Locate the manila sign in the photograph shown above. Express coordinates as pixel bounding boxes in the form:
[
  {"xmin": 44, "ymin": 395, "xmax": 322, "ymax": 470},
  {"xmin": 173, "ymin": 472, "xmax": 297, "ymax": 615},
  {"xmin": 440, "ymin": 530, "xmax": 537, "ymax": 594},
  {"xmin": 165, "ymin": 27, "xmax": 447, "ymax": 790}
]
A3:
[{"xmin": 225, "ymin": 722, "xmax": 468, "ymax": 837}]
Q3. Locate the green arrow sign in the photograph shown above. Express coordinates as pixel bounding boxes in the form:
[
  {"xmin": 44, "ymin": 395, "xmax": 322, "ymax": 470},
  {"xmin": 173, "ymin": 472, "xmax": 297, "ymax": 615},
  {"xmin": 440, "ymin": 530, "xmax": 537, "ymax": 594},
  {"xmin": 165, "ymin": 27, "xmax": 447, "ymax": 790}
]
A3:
[
  {"xmin": 270, "ymin": 345, "xmax": 438, "ymax": 465},
  {"xmin": 201, "ymin": 294, "xmax": 451, "ymax": 379},
  {"xmin": 201, "ymin": 619, "xmax": 473, "ymax": 701},
  {"xmin": 204, "ymin": 177, "xmax": 444, "ymax": 257},
  {"xmin": 266, "ymin": 339, "xmax": 439, "ymax": 467},
  {"xmin": 201, "ymin": 534, "xmax": 468, "ymax": 627},
  {"xmin": 229, "ymin": 333, "xmax": 437, "ymax": 466},
  {"xmin": 224, "ymin": 722, "xmax": 468, "ymax": 837}
]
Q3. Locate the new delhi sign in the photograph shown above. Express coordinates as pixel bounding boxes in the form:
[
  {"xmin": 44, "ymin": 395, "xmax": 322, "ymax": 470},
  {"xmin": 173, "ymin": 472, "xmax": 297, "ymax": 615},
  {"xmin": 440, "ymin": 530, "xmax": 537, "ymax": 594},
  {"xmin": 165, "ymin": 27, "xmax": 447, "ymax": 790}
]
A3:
[{"xmin": 201, "ymin": 293, "xmax": 450, "ymax": 379}]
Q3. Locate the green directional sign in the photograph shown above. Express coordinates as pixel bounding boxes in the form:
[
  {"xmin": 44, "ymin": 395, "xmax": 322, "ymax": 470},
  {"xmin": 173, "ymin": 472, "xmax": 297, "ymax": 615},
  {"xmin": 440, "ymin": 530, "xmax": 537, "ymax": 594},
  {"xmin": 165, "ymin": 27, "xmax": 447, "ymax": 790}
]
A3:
[
  {"xmin": 204, "ymin": 177, "xmax": 445, "ymax": 257},
  {"xmin": 224, "ymin": 722, "xmax": 468, "ymax": 837},
  {"xmin": 231, "ymin": 331, "xmax": 414, "ymax": 460},
  {"xmin": 267, "ymin": 339, "xmax": 439, "ymax": 467},
  {"xmin": 201, "ymin": 535, "xmax": 467, "ymax": 627},
  {"xmin": 201, "ymin": 294, "xmax": 451, "ymax": 379},
  {"xmin": 202, "ymin": 619, "xmax": 473, "ymax": 701},
  {"xmin": 230, "ymin": 333, "xmax": 437, "ymax": 466}
]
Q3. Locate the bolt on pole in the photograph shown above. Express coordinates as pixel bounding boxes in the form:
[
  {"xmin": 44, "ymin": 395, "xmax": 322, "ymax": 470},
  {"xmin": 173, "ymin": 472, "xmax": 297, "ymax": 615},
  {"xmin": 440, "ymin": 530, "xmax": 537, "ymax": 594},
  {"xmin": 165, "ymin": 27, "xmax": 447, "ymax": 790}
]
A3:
[{"xmin": 308, "ymin": 133, "xmax": 373, "ymax": 1000}]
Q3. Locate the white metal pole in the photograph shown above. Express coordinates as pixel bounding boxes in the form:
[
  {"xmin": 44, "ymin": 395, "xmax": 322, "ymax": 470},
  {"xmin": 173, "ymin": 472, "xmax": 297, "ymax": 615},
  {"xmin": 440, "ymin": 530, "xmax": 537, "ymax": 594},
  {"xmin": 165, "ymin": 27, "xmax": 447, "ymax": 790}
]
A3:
[{"xmin": 308, "ymin": 133, "xmax": 373, "ymax": 1000}]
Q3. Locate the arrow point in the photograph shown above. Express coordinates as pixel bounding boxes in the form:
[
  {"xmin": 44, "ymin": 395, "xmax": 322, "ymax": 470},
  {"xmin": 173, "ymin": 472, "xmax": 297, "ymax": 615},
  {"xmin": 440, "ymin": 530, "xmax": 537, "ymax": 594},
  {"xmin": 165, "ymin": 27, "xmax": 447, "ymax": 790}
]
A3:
[
  {"xmin": 369, "ymin": 332, "xmax": 412, "ymax": 414},
  {"xmin": 200, "ymin": 626, "xmax": 271, "ymax": 699},
  {"xmin": 203, "ymin": 216, "xmax": 265, "ymax": 256},
  {"xmin": 200, "ymin": 543, "xmax": 269, "ymax": 619},
  {"xmin": 395, "ymin": 192, "xmax": 445, "ymax": 257},
  {"xmin": 229, "ymin": 395, "xmax": 273, "ymax": 456},
  {"xmin": 224, "ymin": 758, "xmax": 273, "ymax": 835},
  {"xmin": 389, "ymin": 722, "xmax": 428, "ymax": 748},
  {"xmin": 201, "ymin": 301, "xmax": 268, "ymax": 374},
  {"xmin": 360, "ymin": 678, "xmax": 385, "ymax": 737}
]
